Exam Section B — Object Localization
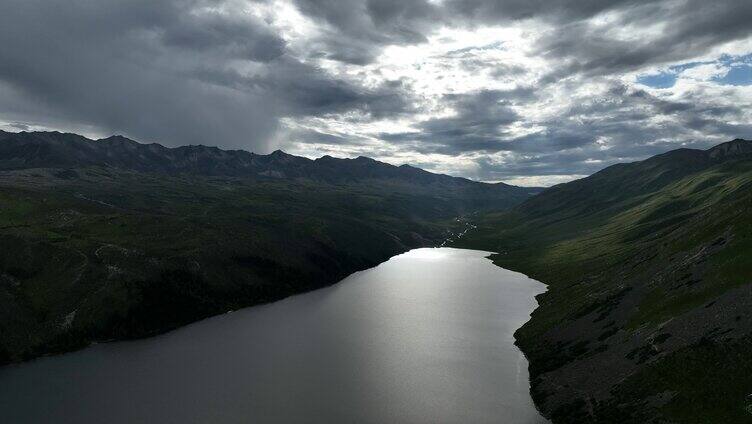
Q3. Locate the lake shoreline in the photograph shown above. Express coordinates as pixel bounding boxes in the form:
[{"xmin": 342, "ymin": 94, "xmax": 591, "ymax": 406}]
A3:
[{"xmin": 0, "ymin": 248, "xmax": 549, "ymax": 423}]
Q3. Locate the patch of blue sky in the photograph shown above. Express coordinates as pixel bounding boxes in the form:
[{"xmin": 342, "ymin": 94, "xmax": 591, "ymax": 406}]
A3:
[
  {"xmin": 637, "ymin": 53, "xmax": 752, "ymax": 88},
  {"xmin": 714, "ymin": 53, "xmax": 752, "ymax": 86},
  {"xmin": 637, "ymin": 60, "xmax": 711, "ymax": 88},
  {"xmin": 637, "ymin": 72, "xmax": 677, "ymax": 88}
]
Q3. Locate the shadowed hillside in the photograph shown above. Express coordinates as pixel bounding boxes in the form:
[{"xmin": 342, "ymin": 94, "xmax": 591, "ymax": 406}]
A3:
[
  {"xmin": 456, "ymin": 139, "xmax": 752, "ymax": 423},
  {"xmin": 0, "ymin": 131, "xmax": 539, "ymax": 364}
]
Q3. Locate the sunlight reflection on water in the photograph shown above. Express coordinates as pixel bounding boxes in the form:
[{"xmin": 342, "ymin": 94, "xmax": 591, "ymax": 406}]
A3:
[{"xmin": 0, "ymin": 248, "xmax": 548, "ymax": 424}]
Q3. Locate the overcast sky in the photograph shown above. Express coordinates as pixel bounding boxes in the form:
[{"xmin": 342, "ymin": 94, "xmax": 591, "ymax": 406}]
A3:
[{"xmin": 1, "ymin": 0, "xmax": 751, "ymax": 185}]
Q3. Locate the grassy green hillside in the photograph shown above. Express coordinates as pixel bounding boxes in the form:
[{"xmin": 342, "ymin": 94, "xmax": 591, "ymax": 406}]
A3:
[{"xmin": 455, "ymin": 140, "xmax": 752, "ymax": 423}]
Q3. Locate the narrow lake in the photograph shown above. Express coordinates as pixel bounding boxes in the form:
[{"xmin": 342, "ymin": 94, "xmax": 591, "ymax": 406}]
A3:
[{"xmin": 0, "ymin": 248, "xmax": 548, "ymax": 424}]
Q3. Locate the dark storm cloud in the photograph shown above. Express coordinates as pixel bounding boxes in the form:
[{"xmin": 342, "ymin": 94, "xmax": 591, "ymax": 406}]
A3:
[
  {"xmin": 0, "ymin": 0, "xmax": 750, "ymax": 181},
  {"xmin": 440, "ymin": 0, "xmax": 752, "ymax": 180},
  {"xmin": 386, "ymin": 78, "xmax": 751, "ymax": 180},
  {"xmin": 443, "ymin": 0, "xmax": 645, "ymax": 23},
  {"xmin": 0, "ymin": 0, "xmax": 275, "ymax": 149},
  {"xmin": 285, "ymin": 127, "xmax": 372, "ymax": 147},
  {"xmin": 292, "ymin": 0, "xmax": 442, "ymax": 64},
  {"xmin": 189, "ymin": 57, "xmax": 413, "ymax": 118},
  {"xmin": 160, "ymin": 10, "xmax": 287, "ymax": 62},
  {"xmin": 0, "ymin": 0, "xmax": 411, "ymax": 151},
  {"xmin": 380, "ymin": 88, "xmax": 533, "ymax": 155},
  {"xmin": 288, "ymin": 0, "xmax": 750, "ymax": 180},
  {"xmin": 535, "ymin": 0, "xmax": 752, "ymax": 81},
  {"xmin": 442, "ymin": 0, "xmax": 752, "ymax": 75}
]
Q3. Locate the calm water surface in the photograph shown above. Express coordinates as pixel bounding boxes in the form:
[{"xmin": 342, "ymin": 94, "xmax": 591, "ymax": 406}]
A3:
[{"xmin": 0, "ymin": 248, "xmax": 548, "ymax": 424}]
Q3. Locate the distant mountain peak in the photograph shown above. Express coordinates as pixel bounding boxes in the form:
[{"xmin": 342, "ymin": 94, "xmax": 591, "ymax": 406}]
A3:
[
  {"xmin": 99, "ymin": 134, "xmax": 131, "ymax": 141},
  {"xmin": 98, "ymin": 135, "xmax": 139, "ymax": 146},
  {"xmin": 707, "ymin": 138, "xmax": 752, "ymax": 159}
]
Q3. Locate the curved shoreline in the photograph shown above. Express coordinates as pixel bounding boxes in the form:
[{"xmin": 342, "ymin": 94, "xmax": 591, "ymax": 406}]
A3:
[{"xmin": 0, "ymin": 248, "xmax": 548, "ymax": 423}]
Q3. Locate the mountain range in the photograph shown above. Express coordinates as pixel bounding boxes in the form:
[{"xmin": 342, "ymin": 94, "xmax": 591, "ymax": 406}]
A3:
[{"xmin": 0, "ymin": 130, "xmax": 536, "ymax": 194}]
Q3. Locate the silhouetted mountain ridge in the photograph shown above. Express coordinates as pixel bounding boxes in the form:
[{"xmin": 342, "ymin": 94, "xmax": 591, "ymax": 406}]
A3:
[{"xmin": 0, "ymin": 131, "xmax": 537, "ymax": 195}]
